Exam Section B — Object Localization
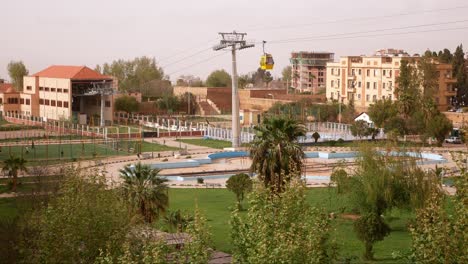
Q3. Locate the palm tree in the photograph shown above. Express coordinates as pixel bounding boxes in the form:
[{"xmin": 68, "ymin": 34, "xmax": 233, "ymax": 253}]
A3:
[
  {"xmin": 250, "ymin": 117, "xmax": 306, "ymax": 193},
  {"xmin": 164, "ymin": 209, "xmax": 193, "ymax": 232},
  {"xmin": 119, "ymin": 162, "xmax": 169, "ymax": 223},
  {"xmin": 2, "ymin": 155, "xmax": 27, "ymax": 192}
]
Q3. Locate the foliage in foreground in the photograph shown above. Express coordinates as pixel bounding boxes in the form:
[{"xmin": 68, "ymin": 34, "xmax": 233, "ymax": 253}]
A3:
[
  {"xmin": 96, "ymin": 207, "xmax": 212, "ymax": 264},
  {"xmin": 20, "ymin": 167, "xmax": 134, "ymax": 263},
  {"xmin": 230, "ymin": 180, "xmax": 335, "ymax": 264},
  {"xmin": 332, "ymin": 145, "xmax": 440, "ymax": 260},
  {"xmin": 409, "ymin": 153, "xmax": 468, "ymax": 263}
]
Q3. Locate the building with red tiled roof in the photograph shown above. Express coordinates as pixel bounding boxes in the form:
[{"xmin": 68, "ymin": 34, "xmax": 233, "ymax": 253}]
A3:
[
  {"xmin": 32, "ymin": 65, "xmax": 113, "ymax": 80},
  {"xmin": 0, "ymin": 82, "xmax": 21, "ymax": 116},
  {"xmin": 15, "ymin": 65, "xmax": 119, "ymax": 123}
]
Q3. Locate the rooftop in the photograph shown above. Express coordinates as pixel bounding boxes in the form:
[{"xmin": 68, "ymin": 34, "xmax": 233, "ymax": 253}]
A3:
[
  {"xmin": 0, "ymin": 83, "xmax": 17, "ymax": 94},
  {"xmin": 31, "ymin": 65, "xmax": 112, "ymax": 80}
]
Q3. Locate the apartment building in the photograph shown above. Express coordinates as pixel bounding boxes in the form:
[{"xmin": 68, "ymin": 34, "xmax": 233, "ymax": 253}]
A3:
[
  {"xmin": 326, "ymin": 52, "xmax": 457, "ymax": 111},
  {"xmin": 326, "ymin": 55, "xmax": 401, "ymax": 110},
  {"xmin": 433, "ymin": 63, "xmax": 457, "ymax": 111},
  {"xmin": 290, "ymin": 52, "xmax": 334, "ymax": 94}
]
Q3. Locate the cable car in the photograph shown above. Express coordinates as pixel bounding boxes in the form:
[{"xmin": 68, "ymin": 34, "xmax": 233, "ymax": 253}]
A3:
[{"xmin": 260, "ymin": 41, "xmax": 274, "ymax": 70}]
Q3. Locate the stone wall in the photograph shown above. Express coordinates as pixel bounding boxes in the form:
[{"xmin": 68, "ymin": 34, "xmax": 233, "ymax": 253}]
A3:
[{"xmin": 443, "ymin": 112, "xmax": 468, "ymax": 128}]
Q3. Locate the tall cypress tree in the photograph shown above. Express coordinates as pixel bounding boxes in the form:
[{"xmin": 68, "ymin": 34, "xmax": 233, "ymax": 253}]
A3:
[{"xmin": 453, "ymin": 44, "xmax": 467, "ymax": 106}]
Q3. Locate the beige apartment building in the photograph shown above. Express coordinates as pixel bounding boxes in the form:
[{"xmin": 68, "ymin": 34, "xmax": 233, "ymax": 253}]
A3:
[{"xmin": 326, "ymin": 51, "xmax": 457, "ymax": 111}]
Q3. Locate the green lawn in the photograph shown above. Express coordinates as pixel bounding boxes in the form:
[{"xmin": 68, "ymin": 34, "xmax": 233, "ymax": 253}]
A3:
[
  {"xmin": 0, "ymin": 187, "xmax": 416, "ymax": 262},
  {"xmin": 165, "ymin": 188, "xmax": 413, "ymax": 262}
]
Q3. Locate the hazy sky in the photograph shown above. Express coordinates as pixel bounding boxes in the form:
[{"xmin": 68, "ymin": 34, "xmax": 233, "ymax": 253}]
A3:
[{"xmin": 1, "ymin": 0, "xmax": 468, "ymax": 82}]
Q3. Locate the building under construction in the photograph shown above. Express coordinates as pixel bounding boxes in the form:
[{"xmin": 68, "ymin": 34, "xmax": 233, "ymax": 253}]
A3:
[{"xmin": 290, "ymin": 51, "xmax": 334, "ymax": 94}]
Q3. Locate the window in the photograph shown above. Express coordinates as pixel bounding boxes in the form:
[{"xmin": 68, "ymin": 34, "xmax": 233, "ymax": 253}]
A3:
[
  {"xmin": 63, "ymin": 89, "xmax": 69, "ymax": 93},
  {"xmin": 358, "ymin": 81, "xmax": 362, "ymax": 88},
  {"xmin": 337, "ymin": 69, "xmax": 340, "ymax": 75},
  {"xmin": 51, "ymin": 100, "xmax": 56, "ymax": 106},
  {"xmin": 374, "ymin": 69, "xmax": 379, "ymax": 76},
  {"xmin": 373, "ymin": 95, "xmax": 377, "ymax": 102},
  {"xmin": 0, "ymin": 98, "xmax": 2, "ymax": 104},
  {"xmin": 389, "ymin": 81, "xmax": 393, "ymax": 88},
  {"xmin": 366, "ymin": 95, "xmax": 370, "ymax": 101},
  {"xmin": 337, "ymin": 80, "xmax": 340, "ymax": 88},
  {"xmin": 45, "ymin": 99, "xmax": 50, "ymax": 105},
  {"xmin": 39, "ymin": 99, "xmax": 44, "ymax": 105},
  {"xmin": 51, "ymin": 88, "xmax": 56, "ymax": 92},
  {"xmin": 389, "ymin": 70, "xmax": 392, "ymax": 77},
  {"xmin": 318, "ymin": 78, "xmax": 324, "ymax": 82},
  {"xmin": 330, "ymin": 92, "xmax": 334, "ymax": 100},
  {"xmin": 358, "ymin": 69, "xmax": 362, "ymax": 75},
  {"xmin": 308, "ymin": 84, "xmax": 312, "ymax": 87},
  {"xmin": 367, "ymin": 69, "xmax": 370, "ymax": 76},
  {"xmin": 366, "ymin": 82, "xmax": 370, "ymax": 89},
  {"xmin": 57, "ymin": 101, "xmax": 62, "ymax": 107},
  {"xmin": 331, "ymin": 80, "xmax": 334, "ymax": 87},
  {"xmin": 7, "ymin": 98, "xmax": 19, "ymax": 104},
  {"xmin": 382, "ymin": 95, "xmax": 386, "ymax": 100},
  {"xmin": 26, "ymin": 86, "xmax": 32, "ymax": 91},
  {"xmin": 383, "ymin": 83, "xmax": 386, "ymax": 89},
  {"xmin": 383, "ymin": 70, "xmax": 386, "ymax": 76},
  {"xmin": 351, "ymin": 69, "xmax": 355, "ymax": 76},
  {"xmin": 39, "ymin": 87, "xmax": 44, "ymax": 91},
  {"xmin": 319, "ymin": 72, "xmax": 324, "ymax": 76},
  {"xmin": 388, "ymin": 95, "xmax": 392, "ymax": 100},
  {"xmin": 20, "ymin": 98, "xmax": 25, "ymax": 104},
  {"xmin": 26, "ymin": 99, "xmax": 30, "ymax": 105},
  {"xmin": 63, "ymin": 101, "xmax": 69, "ymax": 108},
  {"xmin": 373, "ymin": 82, "xmax": 377, "ymax": 89},
  {"xmin": 45, "ymin": 87, "xmax": 49, "ymax": 91},
  {"xmin": 57, "ymin": 88, "xmax": 62, "ymax": 93},
  {"xmin": 357, "ymin": 94, "xmax": 361, "ymax": 99}
]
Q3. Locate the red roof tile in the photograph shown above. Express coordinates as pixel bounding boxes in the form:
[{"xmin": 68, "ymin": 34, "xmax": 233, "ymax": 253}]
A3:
[
  {"xmin": 0, "ymin": 83, "xmax": 17, "ymax": 94},
  {"xmin": 31, "ymin": 65, "xmax": 112, "ymax": 80}
]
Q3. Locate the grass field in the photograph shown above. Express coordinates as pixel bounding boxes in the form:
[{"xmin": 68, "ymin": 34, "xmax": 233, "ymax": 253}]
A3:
[
  {"xmin": 0, "ymin": 141, "xmax": 178, "ymax": 164},
  {"xmin": 165, "ymin": 188, "xmax": 413, "ymax": 262},
  {"xmin": 0, "ymin": 187, "xmax": 418, "ymax": 263}
]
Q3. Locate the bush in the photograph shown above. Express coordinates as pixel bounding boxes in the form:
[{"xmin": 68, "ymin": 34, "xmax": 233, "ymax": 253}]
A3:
[
  {"xmin": 328, "ymin": 140, "xmax": 337, "ymax": 146},
  {"xmin": 162, "ymin": 158, "xmax": 168, "ymax": 162},
  {"xmin": 337, "ymin": 138, "xmax": 344, "ymax": 144},
  {"xmin": 197, "ymin": 177, "xmax": 204, "ymax": 184}
]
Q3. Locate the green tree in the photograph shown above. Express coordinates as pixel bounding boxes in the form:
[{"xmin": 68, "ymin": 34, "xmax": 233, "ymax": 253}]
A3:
[
  {"xmin": 250, "ymin": 117, "xmax": 306, "ymax": 193},
  {"xmin": 231, "ymin": 180, "xmax": 334, "ymax": 263},
  {"xmin": 114, "ymin": 95, "xmax": 140, "ymax": 120},
  {"xmin": 1, "ymin": 155, "xmax": 27, "ymax": 192},
  {"xmin": 354, "ymin": 212, "xmax": 391, "ymax": 260},
  {"xmin": 226, "ymin": 173, "xmax": 253, "ymax": 210},
  {"xmin": 157, "ymin": 95, "xmax": 180, "ymax": 115},
  {"xmin": 205, "ymin": 69, "xmax": 232, "ymax": 87},
  {"xmin": 282, "ymin": 66, "xmax": 292, "ymax": 83},
  {"xmin": 350, "ymin": 120, "xmax": 370, "ymax": 139},
  {"xmin": 425, "ymin": 113, "xmax": 453, "ymax": 146},
  {"xmin": 334, "ymin": 146, "xmax": 439, "ymax": 260},
  {"xmin": 409, "ymin": 164, "xmax": 467, "ymax": 263},
  {"xmin": 312, "ymin": 131, "xmax": 321, "ymax": 143},
  {"xmin": 100, "ymin": 56, "xmax": 165, "ymax": 91},
  {"xmin": 396, "ymin": 59, "xmax": 420, "ymax": 118},
  {"xmin": 7, "ymin": 61, "xmax": 29, "ymax": 91},
  {"xmin": 21, "ymin": 167, "xmax": 133, "ymax": 263},
  {"xmin": 418, "ymin": 56, "xmax": 439, "ymax": 98},
  {"xmin": 178, "ymin": 92, "xmax": 196, "ymax": 115},
  {"xmin": 453, "ymin": 44, "xmax": 467, "ymax": 106},
  {"xmin": 119, "ymin": 162, "xmax": 169, "ymax": 223},
  {"xmin": 438, "ymin": 48, "xmax": 453, "ymax": 63}
]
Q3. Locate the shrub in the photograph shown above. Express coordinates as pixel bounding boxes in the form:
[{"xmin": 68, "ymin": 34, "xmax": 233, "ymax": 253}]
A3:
[
  {"xmin": 162, "ymin": 158, "xmax": 168, "ymax": 162},
  {"xmin": 197, "ymin": 177, "xmax": 204, "ymax": 184}
]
